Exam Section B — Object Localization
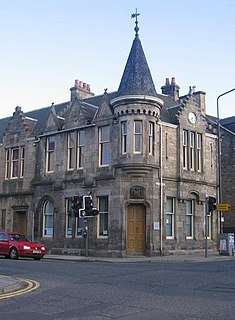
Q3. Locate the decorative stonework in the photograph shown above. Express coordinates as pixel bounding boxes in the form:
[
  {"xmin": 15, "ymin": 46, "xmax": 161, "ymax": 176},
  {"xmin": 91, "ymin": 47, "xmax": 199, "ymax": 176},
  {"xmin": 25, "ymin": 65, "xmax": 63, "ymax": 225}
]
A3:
[{"xmin": 130, "ymin": 186, "xmax": 145, "ymax": 199}]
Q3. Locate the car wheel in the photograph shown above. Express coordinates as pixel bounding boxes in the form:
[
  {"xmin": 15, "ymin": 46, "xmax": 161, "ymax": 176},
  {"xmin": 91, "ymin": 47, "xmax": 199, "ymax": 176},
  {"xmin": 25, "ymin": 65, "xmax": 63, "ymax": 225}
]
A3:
[{"xmin": 9, "ymin": 248, "xmax": 18, "ymax": 260}]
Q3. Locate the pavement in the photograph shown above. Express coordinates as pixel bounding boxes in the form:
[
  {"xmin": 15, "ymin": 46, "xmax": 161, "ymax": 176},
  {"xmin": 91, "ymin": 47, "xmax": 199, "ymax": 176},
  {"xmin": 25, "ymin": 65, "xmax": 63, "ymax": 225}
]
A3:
[{"xmin": 1, "ymin": 251, "xmax": 234, "ymax": 296}]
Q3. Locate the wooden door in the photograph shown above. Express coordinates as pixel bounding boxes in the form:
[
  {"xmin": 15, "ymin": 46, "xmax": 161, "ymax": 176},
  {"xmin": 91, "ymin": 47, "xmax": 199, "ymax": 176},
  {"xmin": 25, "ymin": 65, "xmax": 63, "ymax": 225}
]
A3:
[
  {"xmin": 14, "ymin": 211, "xmax": 27, "ymax": 234},
  {"xmin": 127, "ymin": 205, "xmax": 145, "ymax": 254}
]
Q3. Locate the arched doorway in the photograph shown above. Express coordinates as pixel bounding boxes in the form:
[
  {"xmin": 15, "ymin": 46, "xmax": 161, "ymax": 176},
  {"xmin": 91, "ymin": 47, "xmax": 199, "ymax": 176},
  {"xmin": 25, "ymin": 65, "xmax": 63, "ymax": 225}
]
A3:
[{"xmin": 126, "ymin": 204, "xmax": 146, "ymax": 255}]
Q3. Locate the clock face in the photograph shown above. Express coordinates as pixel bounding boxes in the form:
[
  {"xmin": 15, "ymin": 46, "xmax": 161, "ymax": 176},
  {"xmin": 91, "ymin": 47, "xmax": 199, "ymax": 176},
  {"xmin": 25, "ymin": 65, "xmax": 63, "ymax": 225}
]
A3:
[{"xmin": 188, "ymin": 112, "xmax": 196, "ymax": 124}]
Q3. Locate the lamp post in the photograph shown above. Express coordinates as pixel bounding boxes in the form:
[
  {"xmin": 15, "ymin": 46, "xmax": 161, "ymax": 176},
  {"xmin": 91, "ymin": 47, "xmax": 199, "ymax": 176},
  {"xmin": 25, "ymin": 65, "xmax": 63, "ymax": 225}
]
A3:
[{"xmin": 217, "ymin": 88, "xmax": 235, "ymax": 233}]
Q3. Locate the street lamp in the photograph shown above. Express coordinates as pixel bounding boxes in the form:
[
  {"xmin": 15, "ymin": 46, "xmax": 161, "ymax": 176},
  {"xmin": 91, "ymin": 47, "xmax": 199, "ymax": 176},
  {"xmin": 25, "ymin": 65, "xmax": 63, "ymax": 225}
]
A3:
[{"xmin": 217, "ymin": 88, "xmax": 235, "ymax": 233}]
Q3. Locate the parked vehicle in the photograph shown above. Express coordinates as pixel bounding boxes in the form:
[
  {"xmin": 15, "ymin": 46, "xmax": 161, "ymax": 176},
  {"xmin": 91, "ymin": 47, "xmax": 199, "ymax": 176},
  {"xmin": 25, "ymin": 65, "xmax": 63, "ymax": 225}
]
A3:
[{"xmin": 0, "ymin": 231, "xmax": 46, "ymax": 260}]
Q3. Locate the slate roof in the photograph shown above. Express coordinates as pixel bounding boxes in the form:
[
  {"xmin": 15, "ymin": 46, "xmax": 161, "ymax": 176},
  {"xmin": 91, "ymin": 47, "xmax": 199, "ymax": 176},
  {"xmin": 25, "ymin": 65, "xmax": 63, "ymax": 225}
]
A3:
[
  {"xmin": 0, "ymin": 90, "xmax": 202, "ymax": 143},
  {"xmin": 157, "ymin": 94, "xmax": 179, "ymax": 123},
  {"xmin": 0, "ymin": 93, "xmax": 117, "ymax": 142},
  {"xmin": 117, "ymin": 35, "xmax": 157, "ymax": 98},
  {"xmin": 206, "ymin": 115, "xmax": 235, "ymax": 135},
  {"xmin": 221, "ymin": 116, "xmax": 235, "ymax": 132},
  {"xmin": 0, "ymin": 102, "xmax": 68, "ymax": 142}
]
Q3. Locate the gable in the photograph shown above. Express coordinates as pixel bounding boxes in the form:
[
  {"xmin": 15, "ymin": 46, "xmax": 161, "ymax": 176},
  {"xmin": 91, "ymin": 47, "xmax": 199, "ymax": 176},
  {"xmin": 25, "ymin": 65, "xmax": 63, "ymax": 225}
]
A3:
[
  {"xmin": 64, "ymin": 98, "xmax": 97, "ymax": 129},
  {"xmin": 94, "ymin": 93, "xmax": 113, "ymax": 120},
  {"xmin": 3, "ymin": 106, "xmax": 32, "ymax": 146},
  {"xmin": 44, "ymin": 105, "xmax": 63, "ymax": 133}
]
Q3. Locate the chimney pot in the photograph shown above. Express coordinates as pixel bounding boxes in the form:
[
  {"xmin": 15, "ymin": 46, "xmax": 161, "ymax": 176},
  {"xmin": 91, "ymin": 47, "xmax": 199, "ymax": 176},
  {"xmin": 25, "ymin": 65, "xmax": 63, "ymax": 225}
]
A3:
[
  {"xmin": 166, "ymin": 78, "xmax": 170, "ymax": 86},
  {"xmin": 171, "ymin": 77, "xmax": 176, "ymax": 85},
  {"xmin": 79, "ymin": 81, "xmax": 83, "ymax": 88}
]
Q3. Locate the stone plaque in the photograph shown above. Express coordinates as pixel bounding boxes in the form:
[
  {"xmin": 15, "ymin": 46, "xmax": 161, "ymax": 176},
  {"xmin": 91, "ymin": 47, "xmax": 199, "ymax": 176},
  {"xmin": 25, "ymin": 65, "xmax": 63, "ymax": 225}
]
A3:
[{"xmin": 130, "ymin": 186, "xmax": 145, "ymax": 199}]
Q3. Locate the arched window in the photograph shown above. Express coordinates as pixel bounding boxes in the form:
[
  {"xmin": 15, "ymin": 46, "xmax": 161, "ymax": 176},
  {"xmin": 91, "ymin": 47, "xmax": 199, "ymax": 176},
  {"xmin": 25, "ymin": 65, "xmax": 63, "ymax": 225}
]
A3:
[{"xmin": 43, "ymin": 200, "xmax": 54, "ymax": 237}]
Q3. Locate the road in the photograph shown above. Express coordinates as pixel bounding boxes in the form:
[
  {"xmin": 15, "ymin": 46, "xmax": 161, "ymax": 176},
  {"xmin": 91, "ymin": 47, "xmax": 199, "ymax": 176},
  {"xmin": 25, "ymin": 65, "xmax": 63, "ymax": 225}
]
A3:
[{"xmin": 0, "ymin": 257, "xmax": 235, "ymax": 319}]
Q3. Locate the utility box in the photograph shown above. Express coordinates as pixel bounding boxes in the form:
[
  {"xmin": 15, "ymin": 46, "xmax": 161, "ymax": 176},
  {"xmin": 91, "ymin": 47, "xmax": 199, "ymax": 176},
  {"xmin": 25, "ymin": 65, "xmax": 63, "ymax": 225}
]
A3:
[{"xmin": 219, "ymin": 233, "xmax": 235, "ymax": 256}]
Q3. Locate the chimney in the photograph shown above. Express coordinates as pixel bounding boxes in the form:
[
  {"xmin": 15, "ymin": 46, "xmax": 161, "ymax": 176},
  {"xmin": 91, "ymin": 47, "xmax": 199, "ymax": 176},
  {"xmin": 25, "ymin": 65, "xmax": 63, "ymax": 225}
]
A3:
[
  {"xmin": 70, "ymin": 79, "xmax": 94, "ymax": 101},
  {"xmin": 193, "ymin": 91, "xmax": 206, "ymax": 115},
  {"xmin": 161, "ymin": 77, "xmax": 180, "ymax": 102}
]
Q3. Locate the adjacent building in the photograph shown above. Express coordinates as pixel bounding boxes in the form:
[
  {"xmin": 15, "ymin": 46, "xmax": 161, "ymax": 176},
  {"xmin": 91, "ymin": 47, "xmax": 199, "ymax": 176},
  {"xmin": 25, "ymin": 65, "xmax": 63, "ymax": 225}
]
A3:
[
  {"xmin": 0, "ymin": 21, "xmax": 219, "ymax": 257},
  {"xmin": 219, "ymin": 117, "xmax": 235, "ymax": 233}
]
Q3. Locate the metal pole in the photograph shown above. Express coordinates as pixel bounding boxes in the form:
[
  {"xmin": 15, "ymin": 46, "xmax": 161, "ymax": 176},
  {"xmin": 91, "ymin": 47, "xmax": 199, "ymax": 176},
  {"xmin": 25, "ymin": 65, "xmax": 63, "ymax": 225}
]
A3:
[
  {"xmin": 205, "ymin": 196, "xmax": 208, "ymax": 258},
  {"xmin": 84, "ymin": 219, "xmax": 88, "ymax": 257},
  {"xmin": 216, "ymin": 88, "xmax": 235, "ymax": 233}
]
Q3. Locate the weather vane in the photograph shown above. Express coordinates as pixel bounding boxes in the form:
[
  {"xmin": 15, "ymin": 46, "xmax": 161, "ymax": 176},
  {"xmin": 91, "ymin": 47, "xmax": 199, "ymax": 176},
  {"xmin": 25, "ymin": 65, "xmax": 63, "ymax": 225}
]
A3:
[{"xmin": 131, "ymin": 8, "xmax": 140, "ymax": 36}]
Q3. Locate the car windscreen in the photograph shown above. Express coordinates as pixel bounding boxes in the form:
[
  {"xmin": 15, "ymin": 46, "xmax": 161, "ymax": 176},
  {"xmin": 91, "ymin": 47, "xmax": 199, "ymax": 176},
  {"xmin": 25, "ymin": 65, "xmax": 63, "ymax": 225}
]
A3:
[{"xmin": 9, "ymin": 234, "xmax": 31, "ymax": 242}]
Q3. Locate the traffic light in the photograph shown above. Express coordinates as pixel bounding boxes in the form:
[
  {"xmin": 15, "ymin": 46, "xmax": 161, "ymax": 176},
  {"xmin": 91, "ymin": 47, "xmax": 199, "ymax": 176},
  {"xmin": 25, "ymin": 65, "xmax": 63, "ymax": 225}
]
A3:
[
  {"xmin": 71, "ymin": 196, "xmax": 83, "ymax": 216},
  {"xmin": 84, "ymin": 195, "xmax": 93, "ymax": 214},
  {"xmin": 79, "ymin": 195, "xmax": 99, "ymax": 217},
  {"xmin": 208, "ymin": 196, "xmax": 216, "ymax": 212}
]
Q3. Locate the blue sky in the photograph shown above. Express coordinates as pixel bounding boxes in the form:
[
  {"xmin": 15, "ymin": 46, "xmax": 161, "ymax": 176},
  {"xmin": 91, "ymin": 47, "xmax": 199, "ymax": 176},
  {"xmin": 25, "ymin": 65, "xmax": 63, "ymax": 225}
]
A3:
[{"xmin": 0, "ymin": 0, "xmax": 234, "ymax": 119}]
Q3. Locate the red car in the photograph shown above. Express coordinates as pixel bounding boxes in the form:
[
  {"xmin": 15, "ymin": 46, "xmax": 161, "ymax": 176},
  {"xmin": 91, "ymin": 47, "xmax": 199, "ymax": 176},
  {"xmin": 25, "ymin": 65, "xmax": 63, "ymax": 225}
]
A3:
[{"xmin": 0, "ymin": 231, "xmax": 46, "ymax": 260}]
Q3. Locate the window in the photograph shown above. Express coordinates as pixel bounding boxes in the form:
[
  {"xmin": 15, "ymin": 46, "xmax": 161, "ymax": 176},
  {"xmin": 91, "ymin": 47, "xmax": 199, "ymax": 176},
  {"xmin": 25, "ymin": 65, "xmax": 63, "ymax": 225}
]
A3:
[
  {"xmin": 148, "ymin": 122, "xmax": 154, "ymax": 155},
  {"xmin": 183, "ymin": 130, "xmax": 188, "ymax": 169},
  {"xmin": 189, "ymin": 132, "xmax": 195, "ymax": 171},
  {"xmin": 99, "ymin": 126, "xmax": 110, "ymax": 166},
  {"xmin": 78, "ymin": 130, "xmax": 85, "ymax": 168},
  {"xmin": 196, "ymin": 134, "xmax": 202, "ymax": 172},
  {"xmin": 12, "ymin": 148, "xmax": 19, "ymax": 178},
  {"xmin": 20, "ymin": 147, "xmax": 25, "ymax": 177},
  {"xmin": 0, "ymin": 232, "xmax": 7, "ymax": 241},
  {"xmin": 67, "ymin": 130, "xmax": 85, "ymax": 170},
  {"xmin": 182, "ymin": 130, "xmax": 202, "ymax": 172},
  {"xmin": 46, "ymin": 136, "xmax": 55, "ymax": 173},
  {"xmin": 5, "ymin": 149, "xmax": 10, "ymax": 179},
  {"xmin": 67, "ymin": 132, "xmax": 75, "ymax": 170},
  {"xmin": 98, "ymin": 196, "xmax": 108, "ymax": 237},
  {"xmin": 43, "ymin": 200, "xmax": 54, "ymax": 237},
  {"xmin": 121, "ymin": 122, "xmax": 127, "ymax": 154},
  {"xmin": 134, "ymin": 121, "xmax": 142, "ymax": 153},
  {"xmin": 186, "ymin": 200, "xmax": 194, "ymax": 239},
  {"xmin": 5, "ymin": 147, "xmax": 25, "ymax": 179},
  {"xmin": 166, "ymin": 197, "xmax": 174, "ymax": 238},
  {"xmin": 65, "ymin": 198, "xmax": 84, "ymax": 237}
]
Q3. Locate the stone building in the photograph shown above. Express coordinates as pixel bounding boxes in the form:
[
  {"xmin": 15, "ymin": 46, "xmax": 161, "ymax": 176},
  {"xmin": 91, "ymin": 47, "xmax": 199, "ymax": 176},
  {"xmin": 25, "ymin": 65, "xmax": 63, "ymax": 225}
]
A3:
[
  {"xmin": 0, "ymin": 21, "xmax": 218, "ymax": 257},
  {"xmin": 219, "ymin": 117, "xmax": 235, "ymax": 233}
]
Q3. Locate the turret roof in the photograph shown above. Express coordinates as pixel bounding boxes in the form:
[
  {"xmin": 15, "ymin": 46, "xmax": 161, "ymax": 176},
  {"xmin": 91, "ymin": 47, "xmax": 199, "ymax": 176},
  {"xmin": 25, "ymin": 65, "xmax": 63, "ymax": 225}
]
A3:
[{"xmin": 116, "ymin": 34, "xmax": 157, "ymax": 98}]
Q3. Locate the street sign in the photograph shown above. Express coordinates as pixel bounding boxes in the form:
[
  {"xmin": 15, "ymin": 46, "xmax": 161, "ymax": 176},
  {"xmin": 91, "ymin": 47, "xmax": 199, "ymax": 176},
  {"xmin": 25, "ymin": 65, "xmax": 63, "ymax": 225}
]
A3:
[{"xmin": 216, "ymin": 203, "xmax": 231, "ymax": 211}]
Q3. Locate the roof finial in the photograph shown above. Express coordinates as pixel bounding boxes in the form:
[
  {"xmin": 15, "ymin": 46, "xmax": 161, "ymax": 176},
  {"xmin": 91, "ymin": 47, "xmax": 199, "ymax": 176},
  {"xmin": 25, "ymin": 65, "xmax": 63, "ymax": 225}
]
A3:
[{"xmin": 131, "ymin": 8, "xmax": 140, "ymax": 37}]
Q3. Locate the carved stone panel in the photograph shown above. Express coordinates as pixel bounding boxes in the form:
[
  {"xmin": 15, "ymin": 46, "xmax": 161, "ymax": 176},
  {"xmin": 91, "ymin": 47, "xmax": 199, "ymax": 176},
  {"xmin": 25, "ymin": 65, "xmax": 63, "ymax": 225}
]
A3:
[{"xmin": 130, "ymin": 186, "xmax": 145, "ymax": 199}]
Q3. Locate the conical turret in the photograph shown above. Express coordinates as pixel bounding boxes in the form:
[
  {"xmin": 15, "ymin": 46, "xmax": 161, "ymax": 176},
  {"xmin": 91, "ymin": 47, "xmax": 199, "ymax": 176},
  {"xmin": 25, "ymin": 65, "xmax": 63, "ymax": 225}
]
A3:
[
  {"xmin": 111, "ymin": 11, "xmax": 163, "ymax": 118},
  {"xmin": 116, "ymin": 23, "xmax": 157, "ymax": 98}
]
